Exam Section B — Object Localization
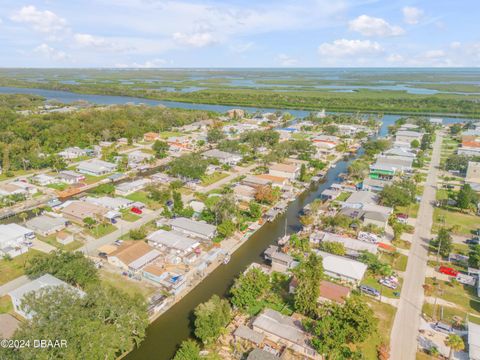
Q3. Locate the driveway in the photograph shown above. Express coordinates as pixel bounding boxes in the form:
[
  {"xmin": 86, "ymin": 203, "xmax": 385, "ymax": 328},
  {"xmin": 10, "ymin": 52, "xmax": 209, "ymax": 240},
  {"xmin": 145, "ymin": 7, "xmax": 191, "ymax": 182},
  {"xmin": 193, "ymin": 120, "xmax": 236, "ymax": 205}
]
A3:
[{"xmin": 390, "ymin": 131, "xmax": 443, "ymax": 360}]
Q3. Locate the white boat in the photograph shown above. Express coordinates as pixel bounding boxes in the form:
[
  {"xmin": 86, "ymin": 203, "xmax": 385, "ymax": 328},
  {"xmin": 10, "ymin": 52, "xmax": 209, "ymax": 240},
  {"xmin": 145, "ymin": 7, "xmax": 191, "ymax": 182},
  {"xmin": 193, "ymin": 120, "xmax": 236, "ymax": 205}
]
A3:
[{"xmin": 223, "ymin": 253, "xmax": 231, "ymax": 264}]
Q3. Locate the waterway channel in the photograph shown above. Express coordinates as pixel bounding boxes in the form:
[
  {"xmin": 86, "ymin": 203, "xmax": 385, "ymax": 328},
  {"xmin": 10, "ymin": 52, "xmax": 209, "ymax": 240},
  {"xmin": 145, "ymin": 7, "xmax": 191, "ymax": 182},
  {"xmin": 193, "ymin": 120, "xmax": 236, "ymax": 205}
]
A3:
[{"xmin": 0, "ymin": 85, "xmax": 471, "ymax": 359}]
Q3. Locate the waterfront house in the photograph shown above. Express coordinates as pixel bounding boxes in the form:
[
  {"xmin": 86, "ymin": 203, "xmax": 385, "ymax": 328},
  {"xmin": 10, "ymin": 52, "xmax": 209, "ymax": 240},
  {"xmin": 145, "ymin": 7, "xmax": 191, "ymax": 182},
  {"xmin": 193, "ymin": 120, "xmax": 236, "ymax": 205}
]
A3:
[
  {"xmin": 0, "ymin": 224, "xmax": 34, "ymax": 258},
  {"xmin": 147, "ymin": 230, "xmax": 200, "ymax": 256},
  {"xmin": 233, "ymin": 184, "xmax": 257, "ymax": 202},
  {"xmin": 269, "ymin": 163, "xmax": 299, "ymax": 180},
  {"xmin": 289, "ymin": 278, "xmax": 351, "ymax": 304},
  {"xmin": 169, "ymin": 217, "xmax": 217, "ymax": 241},
  {"xmin": 361, "ymin": 178, "xmax": 389, "ymax": 192},
  {"xmin": 26, "ymin": 215, "xmax": 68, "ymax": 237},
  {"xmin": 252, "ymin": 309, "xmax": 321, "ymax": 360},
  {"xmin": 255, "ymin": 174, "xmax": 289, "ymax": 189},
  {"xmin": 77, "ymin": 159, "xmax": 117, "ymax": 176},
  {"xmin": 310, "ymin": 231, "xmax": 378, "ymax": 256},
  {"xmin": 374, "ymin": 155, "xmax": 413, "ymax": 173},
  {"xmin": 314, "ymin": 250, "xmax": 367, "ymax": 284},
  {"xmin": 395, "ymin": 130, "xmax": 423, "ymax": 145},
  {"xmin": 264, "ymin": 246, "xmax": 296, "ymax": 273},
  {"xmin": 343, "ymin": 191, "xmax": 378, "ymax": 209},
  {"xmin": 384, "ymin": 147, "xmax": 416, "ymax": 160},
  {"xmin": 108, "ymin": 241, "xmax": 161, "ymax": 272},
  {"xmin": 9, "ymin": 274, "xmax": 85, "ymax": 319},
  {"xmin": 0, "ymin": 181, "xmax": 38, "ymax": 198},
  {"xmin": 242, "ymin": 175, "xmax": 271, "ymax": 188},
  {"xmin": 202, "ymin": 149, "xmax": 242, "ymax": 165},
  {"xmin": 143, "ymin": 266, "xmax": 186, "ymax": 295}
]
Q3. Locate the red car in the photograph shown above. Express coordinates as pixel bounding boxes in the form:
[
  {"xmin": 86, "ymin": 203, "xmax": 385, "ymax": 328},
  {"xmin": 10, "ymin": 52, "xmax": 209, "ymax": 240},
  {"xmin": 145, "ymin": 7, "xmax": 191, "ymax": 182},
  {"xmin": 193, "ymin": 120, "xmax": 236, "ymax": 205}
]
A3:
[
  {"xmin": 439, "ymin": 266, "xmax": 458, "ymax": 277},
  {"xmin": 131, "ymin": 207, "xmax": 143, "ymax": 215}
]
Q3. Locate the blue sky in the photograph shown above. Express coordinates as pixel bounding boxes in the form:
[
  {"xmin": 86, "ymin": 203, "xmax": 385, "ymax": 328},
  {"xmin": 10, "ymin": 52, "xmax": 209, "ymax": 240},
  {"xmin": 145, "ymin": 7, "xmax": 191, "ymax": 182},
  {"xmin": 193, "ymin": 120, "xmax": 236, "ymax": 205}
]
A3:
[{"xmin": 0, "ymin": 0, "xmax": 479, "ymax": 67}]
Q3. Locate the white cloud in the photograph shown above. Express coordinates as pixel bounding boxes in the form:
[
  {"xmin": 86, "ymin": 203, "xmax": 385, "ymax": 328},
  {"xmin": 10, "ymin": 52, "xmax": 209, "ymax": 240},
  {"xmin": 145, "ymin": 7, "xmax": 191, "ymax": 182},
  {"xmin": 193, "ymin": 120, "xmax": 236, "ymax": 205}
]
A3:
[
  {"xmin": 386, "ymin": 54, "xmax": 404, "ymax": 63},
  {"xmin": 172, "ymin": 31, "xmax": 218, "ymax": 47},
  {"xmin": 402, "ymin": 6, "xmax": 423, "ymax": 25},
  {"xmin": 229, "ymin": 42, "xmax": 254, "ymax": 53},
  {"xmin": 276, "ymin": 54, "xmax": 298, "ymax": 66},
  {"xmin": 318, "ymin": 39, "xmax": 383, "ymax": 57},
  {"xmin": 115, "ymin": 58, "xmax": 168, "ymax": 68},
  {"xmin": 11, "ymin": 5, "xmax": 67, "ymax": 34},
  {"xmin": 73, "ymin": 33, "xmax": 131, "ymax": 52},
  {"xmin": 349, "ymin": 15, "xmax": 404, "ymax": 37},
  {"xmin": 34, "ymin": 43, "xmax": 69, "ymax": 61}
]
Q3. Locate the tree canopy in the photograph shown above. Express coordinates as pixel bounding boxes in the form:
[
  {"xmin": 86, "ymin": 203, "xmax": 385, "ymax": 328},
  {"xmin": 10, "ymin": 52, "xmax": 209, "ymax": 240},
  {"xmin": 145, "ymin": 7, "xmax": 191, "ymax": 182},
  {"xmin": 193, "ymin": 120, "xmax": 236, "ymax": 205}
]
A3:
[{"xmin": 194, "ymin": 295, "xmax": 232, "ymax": 344}]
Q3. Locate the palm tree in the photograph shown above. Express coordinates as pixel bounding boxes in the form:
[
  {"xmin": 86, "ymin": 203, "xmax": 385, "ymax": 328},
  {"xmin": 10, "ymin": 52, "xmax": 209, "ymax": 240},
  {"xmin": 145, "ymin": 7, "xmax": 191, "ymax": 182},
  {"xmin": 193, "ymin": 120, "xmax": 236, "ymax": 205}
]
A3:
[
  {"xmin": 444, "ymin": 334, "xmax": 464, "ymax": 360},
  {"xmin": 18, "ymin": 212, "xmax": 28, "ymax": 224}
]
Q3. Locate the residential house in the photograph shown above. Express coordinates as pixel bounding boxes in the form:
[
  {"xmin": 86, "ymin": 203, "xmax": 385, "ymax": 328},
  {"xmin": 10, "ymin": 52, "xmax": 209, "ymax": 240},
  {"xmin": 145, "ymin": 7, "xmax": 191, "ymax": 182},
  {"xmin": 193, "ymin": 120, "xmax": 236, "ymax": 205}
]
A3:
[
  {"xmin": 26, "ymin": 215, "xmax": 68, "ymax": 237},
  {"xmin": 31, "ymin": 174, "xmax": 57, "ymax": 186},
  {"xmin": 115, "ymin": 178, "xmax": 152, "ymax": 196},
  {"xmin": 469, "ymin": 322, "xmax": 480, "ymax": 360},
  {"xmin": 343, "ymin": 191, "xmax": 378, "ymax": 209},
  {"xmin": 127, "ymin": 150, "xmax": 154, "ymax": 167},
  {"xmin": 466, "ymin": 161, "xmax": 480, "ymax": 191},
  {"xmin": 9, "ymin": 274, "xmax": 85, "ymax": 319},
  {"xmin": 169, "ymin": 217, "xmax": 217, "ymax": 241},
  {"xmin": 0, "ymin": 181, "xmax": 38, "ymax": 198},
  {"xmin": 340, "ymin": 202, "xmax": 392, "ymax": 229},
  {"xmin": 289, "ymin": 278, "xmax": 351, "ymax": 304},
  {"xmin": 77, "ymin": 159, "xmax": 117, "ymax": 176},
  {"xmin": 255, "ymin": 174, "xmax": 289, "ymax": 189},
  {"xmin": 395, "ymin": 130, "xmax": 423, "ymax": 145},
  {"xmin": 233, "ymin": 184, "xmax": 257, "ymax": 202},
  {"xmin": 84, "ymin": 196, "xmax": 133, "ymax": 211},
  {"xmin": 242, "ymin": 175, "xmax": 271, "ymax": 189},
  {"xmin": 429, "ymin": 118, "xmax": 443, "ymax": 125},
  {"xmin": 57, "ymin": 170, "xmax": 85, "ymax": 184},
  {"xmin": 361, "ymin": 177, "xmax": 389, "ymax": 192},
  {"xmin": 384, "ymin": 147, "xmax": 416, "ymax": 160},
  {"xmin": 374, "ymin": 155, "xmax": 413, "ymax": 173},
  {"xmin": 269, "ymin": 163, "xmax": 299, "ymax": 180},
  {"xmin": 252, "ymin": 309, "xmax": 321, "ymax": 360},
  {"xmin": 310, "ymin": 231, "xmax": 378, "ymax": 256},
  {"xmin": 60, "ymin": 201, "xmax": 109, "ymax": 224},
  {"xmin": 459, "ymin": 140, "xmax": 480, "ymax": 157},
  {"xmin": 147, "ymin": 230, "xmax": 200, "ymax": 256},
  {"xmin": 202, "ymin": 149, "xmax": 242, "ymax": 165},
  {"xmin": 58, "ymin": 147, "xmax": 88, "ymax": 160},
  {"xmin": 264, "ymin": 246, "xmax": 296, "ymax": 272},
  {"xmin": 0, "ymin": 224, "xmax": 34, "ymax": 258},
  {"xmin": 143, "ymin": 132, "xmax": 160, "ymax": 142},
  {"xmin": 142, "ymin": 266, "xmax": 186, "ymax": 295},
  {"xmin": 108, "ymin": 241, "xmax": 161, "ymax": 272},
  {"xmin": 314, "ymin": 250, "xmax": 367, "ymax": 284},
  {"xmin": 56, "ymin": 231, "xmax": 74, "ymax": 245}
]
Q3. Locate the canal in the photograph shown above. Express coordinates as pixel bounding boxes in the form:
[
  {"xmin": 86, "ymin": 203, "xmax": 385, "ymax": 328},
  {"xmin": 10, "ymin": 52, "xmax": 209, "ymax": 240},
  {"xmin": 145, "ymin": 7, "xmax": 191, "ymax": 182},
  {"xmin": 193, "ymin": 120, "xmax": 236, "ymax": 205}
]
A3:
[{"xmin": 0, "ymin": 85, "xmax": 471, "ymax": 359}]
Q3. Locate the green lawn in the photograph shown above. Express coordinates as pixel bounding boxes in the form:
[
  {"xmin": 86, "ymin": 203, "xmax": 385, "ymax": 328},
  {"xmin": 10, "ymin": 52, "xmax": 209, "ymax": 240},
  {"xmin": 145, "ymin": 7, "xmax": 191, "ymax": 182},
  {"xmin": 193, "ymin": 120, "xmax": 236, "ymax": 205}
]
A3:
[
  {"xmin": 422, "ymin": 303, "xmax": 480, "ymax": 326},
  {"xmin": 0, "ymin": 249, "xmax": 45, "ymax": 285},
  {"xmin": 38, "ymin": 235, "xmax": 83, "ymax": 251},
  {"xmin": 432, "ymin": 207, "xmax": 480, "ymax": 235},
  {"xmin": 126, "ymin": 190, "xmax": 161, "ymax": 209},
  {"xmin": 47, "ymin": 182, "xmax": 69, "ymax": 191},
  {"xmin": 424, "ymin": 277, "xmax": 480, "ymax": 319},
  {"xmin": 121, "ymin": 211, "xmax": 141, "ymax": 222},
  {"xmin": 336, "ymin": 191, "xmax": 351, "ymax": 202},
  {"xmin": 99, "ymin": 270, "xmax": 156, "ymax": 299},
  {"xmin": 201, "ymin": 171, "xmax": 229, "ymax": 186},
  {"xmin": 392, "ymin": 239, "xmax": 412, "ymax": 250},
  {"xmin": 396, "ymin": 202, "xmax": 420, "ymax": 218},
  {"xmin": 159, "ymin": 131, "xmax": 183, "ymax": 139},
  {"xmin": 86, "ymin": 223, "xmax": 117, "ymax": 239},
  {"xmin": 358, "ymin": 299, "xmax": 396, "ymax": 359},
  {"xmin": 379, "ymin": 251, "xmax": 408, "ymax": 272},
  {"xmin": 0, "ymin": 296, "xmax": 13, "ymax": 314},
  {"xmin": 83, "ymin": 173, "xmax": 112, "ymax": 185}
]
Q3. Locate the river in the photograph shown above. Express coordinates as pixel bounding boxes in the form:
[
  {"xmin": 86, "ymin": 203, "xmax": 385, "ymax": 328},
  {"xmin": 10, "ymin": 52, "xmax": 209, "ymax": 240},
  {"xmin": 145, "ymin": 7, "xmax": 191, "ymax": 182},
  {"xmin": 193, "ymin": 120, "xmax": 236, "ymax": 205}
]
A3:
[{"xmin": 0, "ymin": 85, "xmax": 470, "ymax": 359}]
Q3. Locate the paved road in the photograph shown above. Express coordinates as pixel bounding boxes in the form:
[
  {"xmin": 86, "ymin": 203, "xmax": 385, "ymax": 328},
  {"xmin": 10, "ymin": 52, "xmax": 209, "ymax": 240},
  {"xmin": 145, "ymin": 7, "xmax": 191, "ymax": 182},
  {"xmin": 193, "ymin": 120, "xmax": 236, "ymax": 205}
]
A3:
[{"xmin": 390, "ymin": 131, "xmax": 443, "ymax": 360}]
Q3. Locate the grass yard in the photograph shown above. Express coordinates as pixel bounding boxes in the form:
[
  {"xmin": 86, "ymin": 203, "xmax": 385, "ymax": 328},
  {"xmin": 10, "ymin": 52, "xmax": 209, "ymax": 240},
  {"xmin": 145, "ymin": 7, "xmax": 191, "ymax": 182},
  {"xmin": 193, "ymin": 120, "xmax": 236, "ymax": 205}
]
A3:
[
  {"xmin": 126, "ymin": 190, "xmax": 161, "ymax": 209},
  {"xmin": 379, "ymin": 251, "xmax": 408, "ymax": 272},
  {"xmin": 336, "ymin": 191, "xmax": 351, "ymax": 202},
  {"xmin": 159, "ymin": 131, "xmax": 182, "ymax": 139},
  {"xmin": 121, "ymin": 210, "xmax": 141, "ymax": 222},
  {"xmin": 201, "ymin": 171, "xmax": 229, "ymax": 186},
  {"xmin": 47, "ymin": 182, "xmax": 69, "ymax": 191},
  {"xmin": 83, "ymin": 173, "xmax": 112, "ymax": 185},
  {"xmin": 99, "ymin": 270, "xmax": 156, "ymax": 299},
  {"xmin": 357, "ymin": 299, "xmax": 396, "ymax": 359},
  {"xmin": 424, "ymin": 277, "xmax": 480, "ymax": 319},
  {"xmin": 422, "ymin": 303, "xmax": 480, "ymax": 326},
  {"xmin": 0, "ymin": 296, "xmax": 13, "ymax": 314},
  {"xmin": 38, "ymin": 234, "xmax": 83, "ymax": 251},
  {"xmin": 396, "ymin": 202, "xmax": 420, "ymax": 218},
  {"xmin": 85, "ymin": 223, "xmax": 117, "ymax": 239},
  {"xmin": 0, "ymin": 249, "xmax": 45, "ymax": 285},
  {"xmin": 432, "ymin": 207, "xmax": 479, "ymax": 235},
  {"xmin": 392, "ymin": 239, "xmax": 412, "ymax": 250}
]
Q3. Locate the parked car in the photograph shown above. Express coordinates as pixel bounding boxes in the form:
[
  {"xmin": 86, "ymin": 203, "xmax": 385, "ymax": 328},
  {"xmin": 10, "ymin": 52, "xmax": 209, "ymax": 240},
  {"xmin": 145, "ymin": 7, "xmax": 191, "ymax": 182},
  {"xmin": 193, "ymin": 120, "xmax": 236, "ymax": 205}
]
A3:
[
  {"xmin": 131, "ymin": 207, "xmax": 143, "ymax": 214},
  {"xmin": 114, "ymin": 240, "xmax": 123, "ymax": 246},
  {"xmin": 379, "ymin": 278, "xmax": 398, "ymax": 290},
  {"xmin": 98, "ymin": 252, "xmax": 108, "ymax": 259},
  {"xmin": 466, "ymin": 237, "xmax": 480, "ymax": 245},
  {"xmin": 396, "ymin": 213, "xmax": 408, "ymax": 223},
  {"xmin": 438, "ymin": 266, "xmax": 459, "ymax": 277},
  {"xmin": 359, "ymin": 285, "xmax": 380, "ymax": 297},
  {"xmin": 434, "ymin": 322, "xmax": 453, "ymax": 334}
]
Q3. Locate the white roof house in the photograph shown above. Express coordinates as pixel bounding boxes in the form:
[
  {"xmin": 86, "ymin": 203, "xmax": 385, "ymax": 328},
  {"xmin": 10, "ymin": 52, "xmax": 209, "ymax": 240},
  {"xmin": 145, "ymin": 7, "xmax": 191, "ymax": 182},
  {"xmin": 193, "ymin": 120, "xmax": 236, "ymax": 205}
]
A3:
[
  {"xmin": 77, "ymin": 159, "xmax": 117, "ymax": 176},
  {"xmin": 469, "ymin": 322, "xmax": 480, "ymax": 360},
  {"xmin": 314, "ymin": 250, "xmax": 367, "ymax": 283},
  {"xmin": 26, "ymin": 215, "xmax": 68, "ymax": 237},
  {"xmin": 202, "ymin": 149, "xmax": 242, "ymax": 165},
  {"xmin": 0, "ymin": 224, "xmax": 34, "ymax": 258},
  {"xmin": 170, "ymin": 217, "xmax": 217, "ymax": 240},
  {"xmin": 343, "ymin": 191, "xmax": 378, "ymax": 209},
  {"xmin": 9, "ymin": 274, "xmax": 85, "ymax": 319},
  {"xmin": 311, "ymin": 231, "xmax": 378, "ymax": 255},
  {"xmin": 147, "ymin": 230, "xmax": 200, "ymax": 254},
  {"xmin": 84, "ymin": 196, "xmax": 133, "ymax": 211},
  {"xmin": 115, "ymin": 178, "xmax": 152, "ymax": 196}
]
